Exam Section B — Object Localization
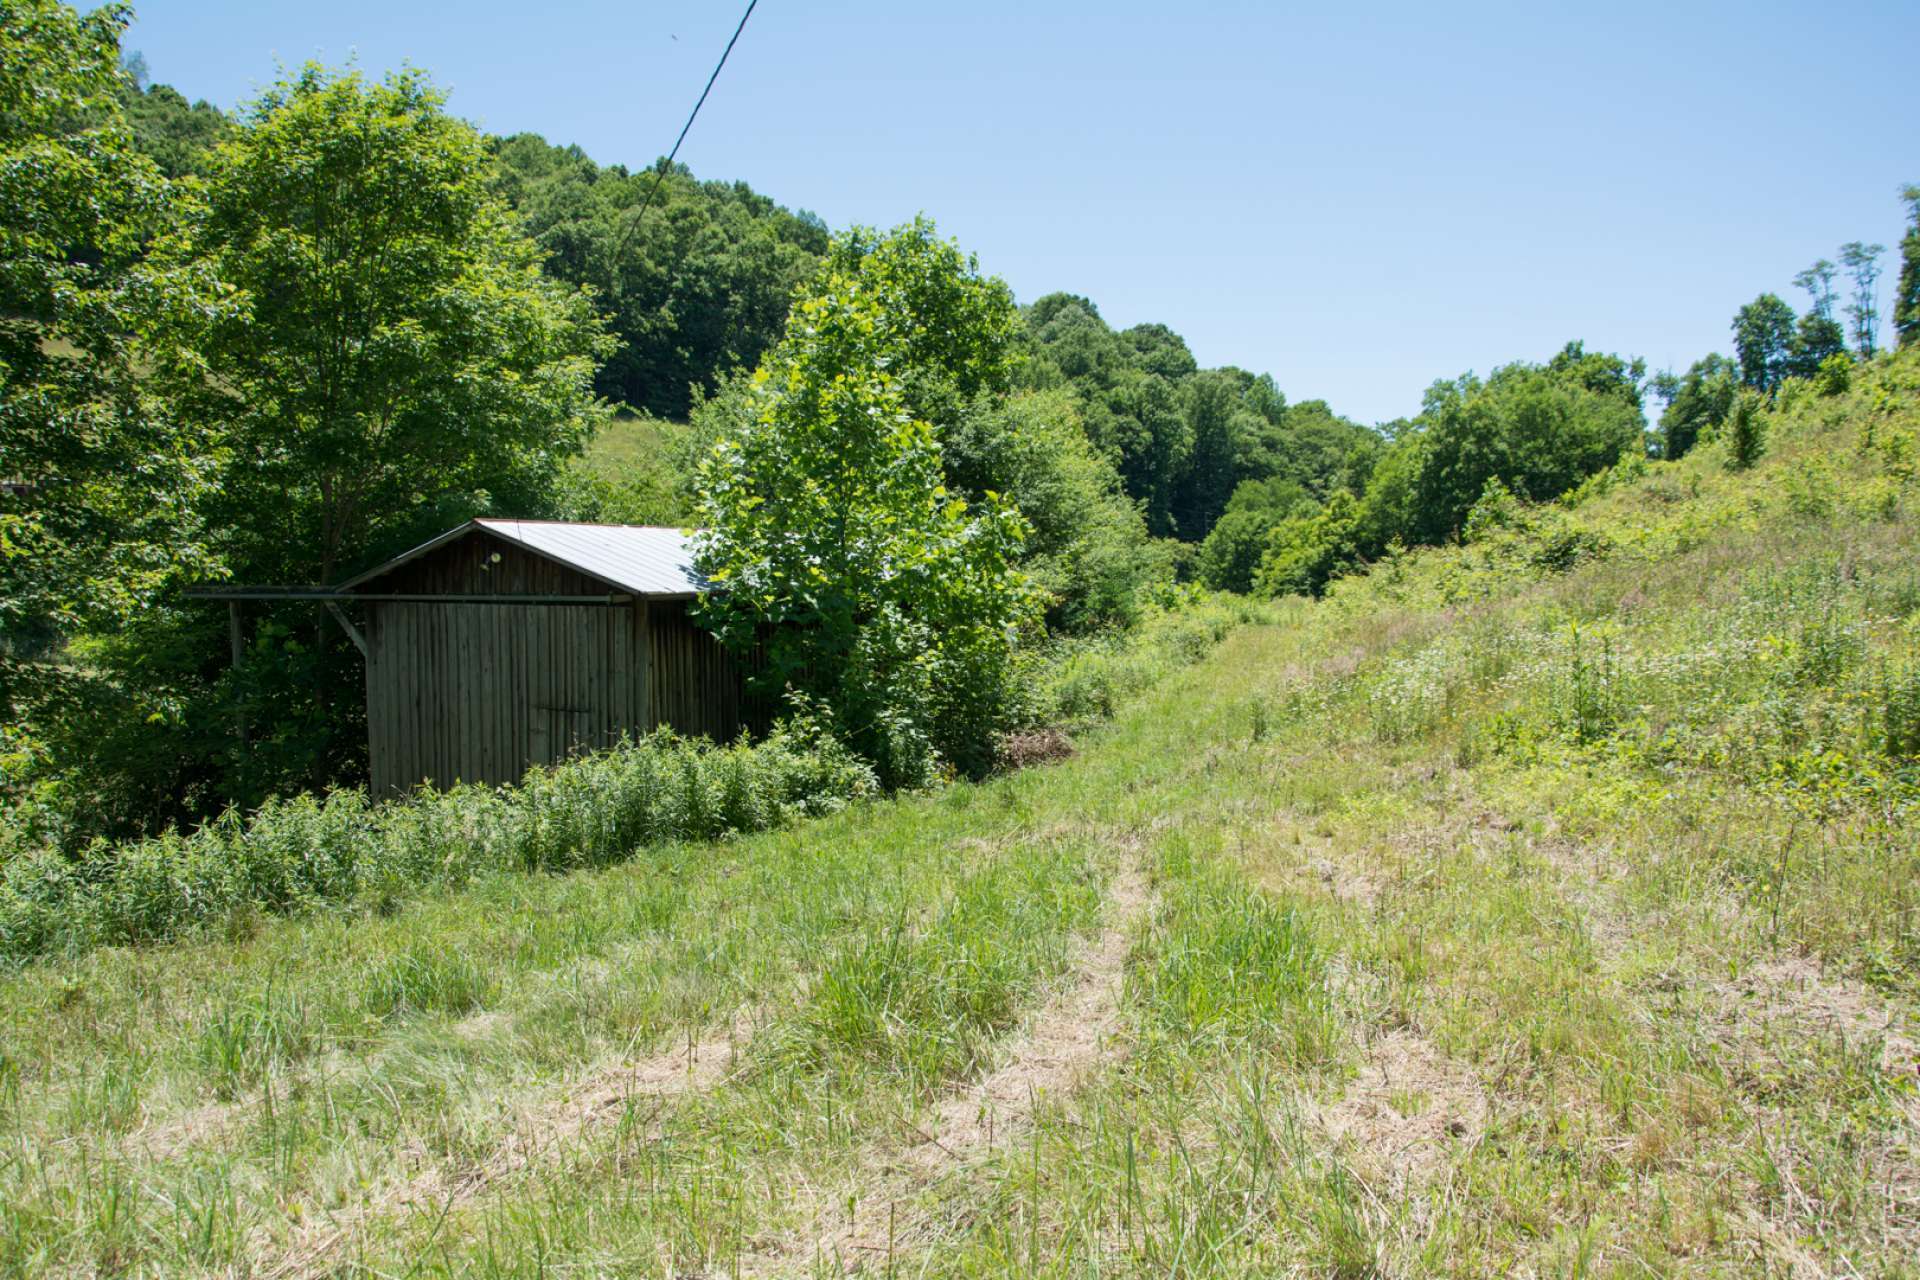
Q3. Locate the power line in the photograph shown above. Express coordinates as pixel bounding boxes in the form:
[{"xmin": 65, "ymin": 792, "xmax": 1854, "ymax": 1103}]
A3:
[{"xmin": 614, "ymin": 0, "xmax": 759, "ymax": 257}]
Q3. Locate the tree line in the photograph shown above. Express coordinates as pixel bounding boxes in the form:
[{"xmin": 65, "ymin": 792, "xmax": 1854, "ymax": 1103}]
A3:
[
  {"xmin": 1657, "ymin": 207, "xmax": 1920, "ymax": 461},
  {"xmin": 7, "ymin": 0, "xmax": 1916, "ymax": 849}
]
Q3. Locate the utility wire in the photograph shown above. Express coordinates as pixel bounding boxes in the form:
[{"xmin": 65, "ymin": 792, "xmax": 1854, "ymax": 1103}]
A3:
[{"xmin": 614, "ymin": 0, "xmax": 759, "ymax": 257}]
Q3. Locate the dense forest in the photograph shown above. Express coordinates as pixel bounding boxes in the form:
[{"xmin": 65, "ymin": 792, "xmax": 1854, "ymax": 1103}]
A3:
[{"xmin": 6, "ymin": 0, "xmax": 1918, "ymax": 855}]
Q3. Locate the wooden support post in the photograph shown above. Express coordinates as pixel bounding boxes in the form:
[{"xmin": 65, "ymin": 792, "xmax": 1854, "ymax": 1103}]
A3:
[
  {"xmin": 228, "ymin": 601, "xmax": 248, "ymax": 749},
  {"xmin": 325, "ymin": 601, "xmax": 369, "ymax": 658}
]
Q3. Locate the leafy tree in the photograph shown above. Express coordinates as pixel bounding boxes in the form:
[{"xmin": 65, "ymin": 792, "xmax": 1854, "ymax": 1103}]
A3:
[
  {"xmin": 1196, "ymin": 477, "xmax": 1313, "ymax": 592},
  {"xmin": 1654, "ymin": 354, "xmax": 1737, "ymax": 459},
  {"xmin": 1405, "ymin": 345, "xmax": 1645, "ymax": 544},
  {"xmin": 1255, "ymin": 491, "xmax": 1361, "ymax": 598},
  {"xmin": 1169, "ymin": 369, "xmax": 1249, "ymax": 537},
  {"xmin": 491, "ymin": 134, "xmax": 827, "ymax": 417},
  {"xmin": 1780, "ymin": 264, "xmax": 1846, "ymax": 377},
  {"xmin": 120, "ymin": 77, "xmax": 229, "ymax": 177},
  {"xmin": 1022, "ymin": 295, "xmax": 1373, "ymax": 543},
  {"xmin": 1236, "ymin": 391, "xmax": 1377, "ymax": 500},
  {"xmin": 1793, "ymin": 260, "xmax": 1838, "ymax": 320},
  {"xmin": 1545, "ymin": 339, "xmax": 1648, "ymax": 408},
  {"xmin": 1732, "ymin": 293, "xmax": 1798, "ymax": 392},
  {"xmin": 942, "ymin": 389, "xmax": 1162, "ymax": 631},
  {"xmin": 1352, "ymin": 435, "xmax": 1425, "ymax": 557},
  {"xmin": 1791, "ymin": 313, "xmax": 1848, "ymax": 377},
  {"xmin": 0, "ymin": 0, "xmax": 226, "ymax": 825},
  {"xmin": 1895, "ymin": 185, "xmax": 1920, "ymax": 351},
  {"xmin": 1120, "ymin": 322, "xmax": 1198, "ymax": 381},
  {"xmin": 160, "ymin": 64, "xmax": 610, "ymax": 801},
  {"xmin": 182, "ymin": 66, "xmax": 611, "ymax": 587},
  {"xmin": 818, "ymin": 216, "xmax": 1022, "ymax": 428},
  {"xmin": 1021, "ymin": 293, "xmax": 1193, "ymax": 535},
  {"xmin": 693, "ymin": 223, "xmax": 1038, "ymax": 785},
  {"xmin": 1839, "ymin": 241, "xmax": 1884, "ymax": 356}
]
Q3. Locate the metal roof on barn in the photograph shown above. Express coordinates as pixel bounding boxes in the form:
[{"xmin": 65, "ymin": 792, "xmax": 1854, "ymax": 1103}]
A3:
[{"xmin": 339, "ymin": 520, "xmax": 708, "ymax": 598}]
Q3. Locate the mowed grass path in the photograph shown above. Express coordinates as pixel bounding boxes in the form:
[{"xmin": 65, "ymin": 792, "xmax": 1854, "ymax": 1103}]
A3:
[{"xmin": 6, "ymin": 465, "xmax": 1920, "ymax": 1272}]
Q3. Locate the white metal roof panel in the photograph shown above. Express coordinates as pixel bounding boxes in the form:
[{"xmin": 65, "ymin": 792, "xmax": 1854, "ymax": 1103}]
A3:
[
  {"xmin": 339, "ymin": 520, "xmax": 707, "ymax": 597},
  {"xmin": 474, "ymin": 520, "xmax": 706, "ymax": 597}
]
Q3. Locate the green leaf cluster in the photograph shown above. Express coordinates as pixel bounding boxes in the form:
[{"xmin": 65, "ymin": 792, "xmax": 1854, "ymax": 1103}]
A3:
[
  {"xmin": 0, "ymin": 0, "xmax": 229, "ymax": 806},
  {"xmin": 693, "ymin": 221, "xmax": 1041, "ymax": 785}
]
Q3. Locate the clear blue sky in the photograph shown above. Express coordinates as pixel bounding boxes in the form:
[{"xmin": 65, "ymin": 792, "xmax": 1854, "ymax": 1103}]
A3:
[{"xmin": 124, "ymin": 0, "xmax": 1918, "ymax": 426}]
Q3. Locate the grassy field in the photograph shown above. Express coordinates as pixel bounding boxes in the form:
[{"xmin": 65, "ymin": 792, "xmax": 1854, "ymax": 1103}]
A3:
[
  {"xmin": 570, "ymin": 409, "xmax": 695, "ymax": 525},
  {"xmin": 3, "ymin": 358, "xmax": 1918, "ymax": 1276}
]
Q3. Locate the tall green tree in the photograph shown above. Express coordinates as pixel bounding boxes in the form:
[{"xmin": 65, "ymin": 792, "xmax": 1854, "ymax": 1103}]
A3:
[
  {"xmin": 1021, "ymin": 293, "xmax": 1194, "ymax": 535},
  {"xmin": 1895, "ymin": 185, "xmax": 1920, "ymax": 351},
  {"xmin": 1839, "ymin": 241, "xmax": 1884, "ymax": 357},
  {"xmin": 1255, "ymin": 491, "xmax": 1362, "ymax": 598},
  {"xmin": 941, "ymin": 388, "xmax": 1161, "ymax": 631},
  {"xmin": 160, "ymin": 64, "xmax": 610, "ymax": 803},
  {"xmin": 1732, "ymin": 293, "xmax": 1798, "ymax": 392},
  {"xmin": 182, "ymin": 66, "xmax": 611, "ymax": 588},
  {"xmin": 1790, "ymin": 263, "xmax": 1848, "ymax": 376},
  {"xmin": 1196, "ymin": 476, "xmax": 1313, "ymax": 593},
  {"xmin": 1168, "ymin": 369, "xmax": 1249, "ymax": 537},
  {"xmin": 1654, "ymin": 354, "xmax": 1737, "ymax": 459},
  {"xmin": 694, "ymin": 223, "xmax": 1037, "ymax": 785},
  {"xmin": 1793, "ymin": 260, "xmax": 1838, "ymax": 319},
  {"xmin": 0, "ymin": 0, "xmax": 226, "ymax": 821},
  {"xmin": 119, "ymin": 75, "xmax": 230, "ymax": 177}
]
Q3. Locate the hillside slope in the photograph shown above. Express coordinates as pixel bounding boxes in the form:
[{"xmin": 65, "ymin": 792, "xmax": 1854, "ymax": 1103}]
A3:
[{"xmin": 2, "ymin": 355, "xmax": 1917, "ymax": 1275}]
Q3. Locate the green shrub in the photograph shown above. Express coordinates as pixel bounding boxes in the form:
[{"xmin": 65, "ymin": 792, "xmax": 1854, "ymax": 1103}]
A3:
[
  {"xmin": 1012, "ymin": 593, "xmax": 1254, "ymax": 739},
  {"xmin": 1726, "ymin": 393, "xmax": 1766, "ymax": 470},
  {"xmin": 0, "ymin": 724, "xmax": 876, "ymax": 964},
  {"xmin": 1874, "ymin": 664, "xmax": 1920, "ymax": 760}
]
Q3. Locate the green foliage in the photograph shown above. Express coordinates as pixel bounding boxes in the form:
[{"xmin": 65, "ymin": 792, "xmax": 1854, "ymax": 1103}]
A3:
[
  {"xmin": 1897, "ymin": 184, "xmax": 1920, "ymax": 351},
  {"xmin": 1012, "ymin": 592, "xmax": 1258, "ymax": 733},
  {"xmin": 819, "ymin": 218, "xmax": 1022, "ymax": 423},
  {"xmin": 1020, "ymin": 294, "xmax": 1374, "ymax": 542},
  {"xmin": 182, "ymin": 64, "xmax": 611, "ymax": 586},
  {"xmin": 0, "ymin": 724, "xmax": 875, "ymax": 962},
  {"xmin": 1792, "ymin": 312, "xmax": 1849, "ymax": 376},
  {"xmin": 85, "ymin": 63, "xmax": 618, "ymax": 813},
  {"xmin": 491, "ymin": 134, "xmax": 828, "ymax": 418},
  {"xmin": 1255, "ymin": 492, "xmax": 1363, "ymax": 598},
  {"xmin": 1196, "ymin": 477, "xmax": 1314, "ymax": 593},
  {"xmin": 1021, "ymin": 295, "xmax": 1187, "ymax": 535},
  {"xmin": 941, "ymin": 389, "xmax": 1165, "ymax": 632},
  {"xmin": 1814, "ymin": 352, "xmax": 1854, "ymax": 397},
  {"xmin": 1839, "ymin": 241, "xmax": 1885, "ymax": 357},
  {"xmin": 119, "ymin": 79, "xmax": 228, "ymax": 177},
  {"xmin": 693, "ymin": 221, "xmax": 1040, "ymax": 784},
  {"xmin": 1726, "ymin": 392, "xmax": 1766, "ymax": 470},
  {"xmin": 1399, "ymin": 342, "xmax": 1646, "ymax": 544},
  {"xmin": 1733, "ymin": 293, "xmax": 1799, "ymax": 392},
  {"xmin": 0, "ymin": 0, "xmax": 227, "ymax": 815},
  {"xmin": 562, "ymin": 411, "xmax": 694, "ymax": 525}
]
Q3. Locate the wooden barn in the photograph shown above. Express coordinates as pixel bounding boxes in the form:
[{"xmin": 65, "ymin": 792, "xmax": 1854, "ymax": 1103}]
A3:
[{"xmin": 329, "ymin": 520, "xmax": 758, "ymax": 794}]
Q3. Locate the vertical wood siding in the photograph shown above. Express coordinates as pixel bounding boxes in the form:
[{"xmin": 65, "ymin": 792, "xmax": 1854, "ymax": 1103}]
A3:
[{"xmin": 361, "ymin": 529, "xmax": 755, "ymax": 794}]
